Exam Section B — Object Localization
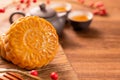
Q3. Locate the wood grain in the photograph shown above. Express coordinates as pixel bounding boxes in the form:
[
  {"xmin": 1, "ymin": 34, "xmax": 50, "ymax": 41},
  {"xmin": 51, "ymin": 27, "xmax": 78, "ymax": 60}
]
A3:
[
  {"xmin": 60, "ymin": 0, "xmax": 120, "ymax": 80},
  {"xmin": 0, "ymin": 46, "xmax": 78, "ymax": 80}
]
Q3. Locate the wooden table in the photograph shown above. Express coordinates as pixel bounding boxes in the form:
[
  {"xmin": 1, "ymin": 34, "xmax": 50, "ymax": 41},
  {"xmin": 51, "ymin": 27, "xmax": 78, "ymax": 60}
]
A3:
[{"xmin": 60, "ymin": 0, "xmax": 120, "ymax": 80}]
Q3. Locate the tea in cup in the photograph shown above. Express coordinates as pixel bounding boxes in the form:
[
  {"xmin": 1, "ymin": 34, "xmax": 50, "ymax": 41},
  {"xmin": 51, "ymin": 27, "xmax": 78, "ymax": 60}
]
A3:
[
  {"xmin": 68, "ymin": 10, "xmax": 93, "ymax": 30},
  {"xmin": 49, "ymin": 2, "xmax": 72, "ymax": 13}
]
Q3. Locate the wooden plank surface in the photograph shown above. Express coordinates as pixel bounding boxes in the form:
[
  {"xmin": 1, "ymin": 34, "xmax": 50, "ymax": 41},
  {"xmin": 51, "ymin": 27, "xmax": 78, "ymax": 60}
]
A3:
[
  {"xmin": 0, "ymin": 46, "xmax": 78, "ymax": 80},
  {"xmin": 0, "ymin": 0, "xmax": 78, "ymax": 80},
  {"xmin": 60, "ymin": 0, "xmax": 120, "ymax": 80}
]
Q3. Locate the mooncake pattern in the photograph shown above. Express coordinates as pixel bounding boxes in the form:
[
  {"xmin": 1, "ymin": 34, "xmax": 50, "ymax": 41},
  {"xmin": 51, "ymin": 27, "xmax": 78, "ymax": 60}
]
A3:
[{"xmin": 1, "ymin": 16, "xmax": 59, "ymax": 70}]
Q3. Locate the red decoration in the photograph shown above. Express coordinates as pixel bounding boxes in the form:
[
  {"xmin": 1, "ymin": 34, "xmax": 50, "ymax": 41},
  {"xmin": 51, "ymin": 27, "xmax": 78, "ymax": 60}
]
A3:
[
  {"xmin": 0, "ymin": 0, "xmax": 38, "ymax": 13},
  {"xmin": 50, "ymin": 72, "xmax": 58, "ymax": 80},
  {"xmin": 0, "ymin": 8, "xmax": 5, "ymax": 13},
  {"xmin": 93, "ymin": 7, "xmax": 107, "ymax": 16},
  {"xmin": 99, "ymin": 9, "xmax": 107, "ymax": 16},
  {"xmin": 20, "ymin": 0, "xmax": 24, "ymax": 3},
  {"xmin": 26, "ymin": 0, "xmax": 30, "ymax": 4},
  {"xmin": 33, "ymin": 0, "xmax": 37, "ymax": 3},
  {"xmin": 30, "ymin": 70, "xmax": 38, "ymax": 76},
  {"xmin": 93, "ymin": 9, "xmax": 99, "ymax": 15}
]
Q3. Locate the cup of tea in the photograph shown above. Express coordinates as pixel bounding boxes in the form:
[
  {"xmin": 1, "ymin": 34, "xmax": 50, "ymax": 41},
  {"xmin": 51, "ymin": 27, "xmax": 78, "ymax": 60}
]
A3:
[
  {"xmin": 49, "ymin": 2, "xmax": 72, "ymax": 13},
  {"xmin": 68, "ymin": 10, "xmax": 93, "ymax": 30}
]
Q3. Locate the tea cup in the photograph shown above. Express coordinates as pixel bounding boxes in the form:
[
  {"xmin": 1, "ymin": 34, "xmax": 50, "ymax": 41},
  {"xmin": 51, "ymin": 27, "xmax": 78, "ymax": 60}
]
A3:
[
  {"xmin": 68, "ymin": 10, "xmax": 93, "ymax": 30},
  {"xmin": 49, "ymin": 2, "xmax": 72, "ymax": 13}
]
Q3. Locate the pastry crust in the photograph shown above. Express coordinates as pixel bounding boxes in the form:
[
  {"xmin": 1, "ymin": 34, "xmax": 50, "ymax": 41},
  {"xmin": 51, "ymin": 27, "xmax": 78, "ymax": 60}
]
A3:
[
  {"xmin": 0, "ymin": 35, "xmax": 7, "ymax": 60},
  {"xmin": 1, "ymin": 16, "xmax": 59, "ymax": 70}
]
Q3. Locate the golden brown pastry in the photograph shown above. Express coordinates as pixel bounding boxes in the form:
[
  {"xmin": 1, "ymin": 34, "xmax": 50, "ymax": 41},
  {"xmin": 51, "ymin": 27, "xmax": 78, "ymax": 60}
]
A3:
[
  {"xmin": 1, "ymin": 16, "xmax": 59, "ymax": 70},
  {"xmin": 0, "ymin": 35, "xmax": 6, "ymax": 59}
]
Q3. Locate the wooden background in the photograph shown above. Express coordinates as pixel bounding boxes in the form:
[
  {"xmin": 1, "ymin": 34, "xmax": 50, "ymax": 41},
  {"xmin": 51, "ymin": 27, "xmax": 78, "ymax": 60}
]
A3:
[{"xmin": 60, "ymin": 0, "xmax": 120, "ymax": 80}]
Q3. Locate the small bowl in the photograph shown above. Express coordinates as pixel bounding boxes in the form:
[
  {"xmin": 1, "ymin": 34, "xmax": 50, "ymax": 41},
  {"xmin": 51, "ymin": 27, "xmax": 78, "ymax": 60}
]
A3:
[
  {"xmin": 49, "ymin": 2, "xmax": 72, "ymax": 14},
  {"xmin": 68, "ymin": 10, "xmax": 93, "ymax": 30}
]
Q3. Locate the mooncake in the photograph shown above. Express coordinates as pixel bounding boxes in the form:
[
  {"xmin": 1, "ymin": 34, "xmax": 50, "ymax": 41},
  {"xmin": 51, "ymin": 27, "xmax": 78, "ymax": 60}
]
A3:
[{"xmin": 1, "ymin": 16, "xmax": 59, "ymax": 70}]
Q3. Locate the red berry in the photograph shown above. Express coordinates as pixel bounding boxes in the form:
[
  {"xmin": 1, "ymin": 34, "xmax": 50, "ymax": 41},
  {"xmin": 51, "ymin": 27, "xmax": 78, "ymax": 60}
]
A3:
[
  {"xmin": 33, "ymin": 0, "xmax": 37, "ymax": 3},
  {"xmin": 0, "ymin": 8, "xmax": 5, "ymax": 13},
  {"xmin": 30, "ymin": 70, "xmax": 38, "ymax": 76},
  {"xmin": 50, "ymin": 72, "xmax": 58, "ymax": 80},
  {"xmin": 99, "ymin": 7, "xmax": 107, "ymax": 12},
  {"xmin": 26, "ymin": 0, "xmax": 31, "ymax": 7},
  {"xmin": 99, "ymin": 7, "xmax": 107, "ymax": 15},
  {"xmin": 20, "ymin": 0, "xmax": 24, "ymax": 3},
  {"xmin": 102, "ymin": 9, "xmax": 107, "ymax": 14},
  {"xmin": 99, "ymin": 11, "xmax": 104, "ymax": 16},
  {"xmin": 99, "ymin": 10, "xmax": 107, "ymax": 16},
  {"xmin": 95, "ymin": 1, "xmax": 104, "ymax": 8},
  {"xmin": 93, "ymin": 9, "xmax": 99, "ymax": 15}
]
